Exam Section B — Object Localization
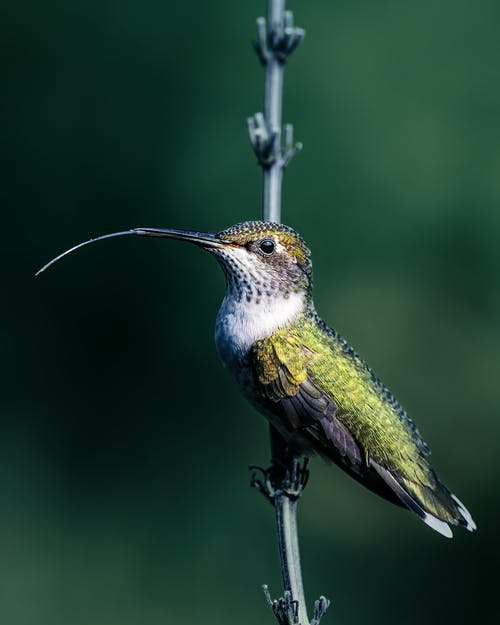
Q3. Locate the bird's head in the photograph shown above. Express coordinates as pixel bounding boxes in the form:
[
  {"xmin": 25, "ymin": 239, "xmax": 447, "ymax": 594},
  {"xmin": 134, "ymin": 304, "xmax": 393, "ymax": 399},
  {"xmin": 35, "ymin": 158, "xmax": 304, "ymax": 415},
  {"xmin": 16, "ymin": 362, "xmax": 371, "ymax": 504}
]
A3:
[
  {"xmin": 212, "ymin": 221, "xmax": 312, "ymax": 301},
  {"xmin": 36, "ymin": 220, "xmax": 313, "ymax": 301}
]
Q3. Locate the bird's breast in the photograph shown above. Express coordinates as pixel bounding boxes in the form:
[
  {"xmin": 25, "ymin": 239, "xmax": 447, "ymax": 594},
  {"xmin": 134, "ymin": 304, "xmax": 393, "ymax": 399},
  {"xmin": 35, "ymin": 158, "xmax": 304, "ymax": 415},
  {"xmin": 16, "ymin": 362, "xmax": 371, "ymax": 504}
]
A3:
[{"xmin": 214, "ymin": 291, "xmax": 305, "ymax": 377}]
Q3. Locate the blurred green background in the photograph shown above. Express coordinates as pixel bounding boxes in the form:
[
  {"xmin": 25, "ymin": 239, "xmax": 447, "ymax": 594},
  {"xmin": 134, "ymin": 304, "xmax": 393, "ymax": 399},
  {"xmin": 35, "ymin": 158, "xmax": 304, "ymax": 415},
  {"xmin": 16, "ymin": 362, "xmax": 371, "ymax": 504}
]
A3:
[{"xmin": 2, "ymin": 0, "xmax": 499, "ymax": 623}]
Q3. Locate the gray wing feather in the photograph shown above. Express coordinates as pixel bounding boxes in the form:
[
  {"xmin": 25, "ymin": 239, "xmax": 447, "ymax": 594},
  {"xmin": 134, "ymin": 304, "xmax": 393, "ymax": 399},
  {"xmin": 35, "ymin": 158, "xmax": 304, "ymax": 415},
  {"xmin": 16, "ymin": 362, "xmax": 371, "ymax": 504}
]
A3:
[{"xmin": 263, "ymin": 373, "xmax": 364, "ymax": 474}]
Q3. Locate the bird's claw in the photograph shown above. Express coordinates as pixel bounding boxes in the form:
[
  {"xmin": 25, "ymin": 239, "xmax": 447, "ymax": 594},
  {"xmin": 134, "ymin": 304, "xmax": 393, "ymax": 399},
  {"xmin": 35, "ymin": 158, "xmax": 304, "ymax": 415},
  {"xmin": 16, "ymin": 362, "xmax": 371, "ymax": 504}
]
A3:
[
  {"xmin": 250, "ymin": 464, "xmax": 277, "ymax": 505},
  {"xmin": 283, "ymin": 456, "xmax": 309, "ymax": 499},
  {"xmin": 249, "ymin": 457, "xmax": 309, "ymax": 503}
]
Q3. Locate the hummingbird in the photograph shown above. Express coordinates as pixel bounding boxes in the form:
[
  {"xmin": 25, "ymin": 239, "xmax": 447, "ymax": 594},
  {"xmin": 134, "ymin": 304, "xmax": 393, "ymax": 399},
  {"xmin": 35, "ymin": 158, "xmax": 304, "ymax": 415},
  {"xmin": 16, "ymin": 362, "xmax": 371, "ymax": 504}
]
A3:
[{"xmin": 38, "ymin": 220, "xmax": 476, "ymax": 538}]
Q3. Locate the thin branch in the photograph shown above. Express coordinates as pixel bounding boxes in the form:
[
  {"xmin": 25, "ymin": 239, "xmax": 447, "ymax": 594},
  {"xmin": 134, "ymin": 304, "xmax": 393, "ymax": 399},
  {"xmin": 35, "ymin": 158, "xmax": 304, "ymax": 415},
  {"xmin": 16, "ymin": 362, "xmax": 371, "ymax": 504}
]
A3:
[
  {"xmin": 247, "ymin": 3, "xmax": 329, "ymax": 625},
  {"xmin": 247, "ymin": 0, "xmax": 304, "ymax": 222}
]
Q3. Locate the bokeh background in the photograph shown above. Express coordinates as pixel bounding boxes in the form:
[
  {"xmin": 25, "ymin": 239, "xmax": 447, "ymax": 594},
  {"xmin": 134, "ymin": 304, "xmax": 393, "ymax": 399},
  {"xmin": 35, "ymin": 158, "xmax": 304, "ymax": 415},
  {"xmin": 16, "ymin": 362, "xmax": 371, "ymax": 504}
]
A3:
[{"xmin": 2, "ymin": 1, "xmax": 499, "ymax": 623}]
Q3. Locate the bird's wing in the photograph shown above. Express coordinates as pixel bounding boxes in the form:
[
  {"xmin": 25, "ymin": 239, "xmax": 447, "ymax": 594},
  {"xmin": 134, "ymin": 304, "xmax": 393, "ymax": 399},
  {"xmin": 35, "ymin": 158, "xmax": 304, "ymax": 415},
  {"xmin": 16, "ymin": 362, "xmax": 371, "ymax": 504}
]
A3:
[
  {"xmin": 250, "ymin": 323, "xmax": 476, "ymax": 537},
  {"xmin": 312, "ymin": 316, "xmax": 431, "ymax": 457},
  {"xmin": 250, "ymin": 333, "xmax": 364, "ymax": 473}
]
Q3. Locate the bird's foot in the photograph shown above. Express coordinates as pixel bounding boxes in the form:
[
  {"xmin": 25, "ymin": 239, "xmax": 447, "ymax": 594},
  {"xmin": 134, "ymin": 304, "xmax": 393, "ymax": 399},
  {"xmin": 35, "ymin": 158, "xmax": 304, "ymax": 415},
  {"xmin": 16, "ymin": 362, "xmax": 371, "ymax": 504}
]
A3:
[
  {"xmin": 283, "ymin": 456, "xmax": 309, "ymax": 500},
  {"xmin": 249, "ymin": 464, "xmax": 277, "ymax": 505},
  {"xmin": 250, "ymin": 456, "xmax": 309, "ymax": 504}
]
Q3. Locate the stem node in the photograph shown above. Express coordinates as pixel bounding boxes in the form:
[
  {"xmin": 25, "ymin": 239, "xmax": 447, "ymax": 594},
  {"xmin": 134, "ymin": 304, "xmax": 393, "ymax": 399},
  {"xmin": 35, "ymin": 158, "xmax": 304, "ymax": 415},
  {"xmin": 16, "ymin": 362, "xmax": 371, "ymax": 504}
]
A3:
[{"xmin": 252, "ymin": 10, "xmax": 305, "ymax": 66}]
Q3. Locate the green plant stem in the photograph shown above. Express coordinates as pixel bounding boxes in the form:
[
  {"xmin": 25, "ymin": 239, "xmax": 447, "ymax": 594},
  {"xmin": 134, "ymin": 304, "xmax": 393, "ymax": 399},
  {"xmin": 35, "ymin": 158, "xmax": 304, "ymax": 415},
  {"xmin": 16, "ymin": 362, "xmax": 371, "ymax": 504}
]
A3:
[
  {"xmin": 257, "ymin": 2, "xmax": 311, "ymax": 624},
  {"xmin": 263, "ymin": 0, "xmax": 285, "ymax": 222}
]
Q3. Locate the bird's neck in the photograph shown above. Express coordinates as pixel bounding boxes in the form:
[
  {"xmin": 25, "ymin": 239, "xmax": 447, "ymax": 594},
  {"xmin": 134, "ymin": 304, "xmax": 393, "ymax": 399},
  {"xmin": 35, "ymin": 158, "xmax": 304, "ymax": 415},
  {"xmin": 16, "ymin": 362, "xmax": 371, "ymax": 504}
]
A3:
[{"xmin": 215, "ymin": 286, "xmax": 308, "ymax": 359}]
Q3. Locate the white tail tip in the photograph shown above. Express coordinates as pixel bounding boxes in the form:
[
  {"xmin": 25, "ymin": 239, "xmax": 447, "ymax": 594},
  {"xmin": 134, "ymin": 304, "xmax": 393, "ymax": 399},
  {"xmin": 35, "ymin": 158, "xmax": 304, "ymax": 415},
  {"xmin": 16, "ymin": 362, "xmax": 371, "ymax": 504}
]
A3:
[{"xmin": 452, "ymin": 494, "xmax": 477, "ymax": 532}]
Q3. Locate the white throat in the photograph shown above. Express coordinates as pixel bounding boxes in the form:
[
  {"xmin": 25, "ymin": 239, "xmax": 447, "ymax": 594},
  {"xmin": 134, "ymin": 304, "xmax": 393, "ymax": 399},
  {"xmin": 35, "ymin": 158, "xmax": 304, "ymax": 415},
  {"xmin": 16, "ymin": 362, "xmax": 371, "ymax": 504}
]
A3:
[{"xmin": 215, "ymin": 290, "xmax": 305, "ymax": 362}]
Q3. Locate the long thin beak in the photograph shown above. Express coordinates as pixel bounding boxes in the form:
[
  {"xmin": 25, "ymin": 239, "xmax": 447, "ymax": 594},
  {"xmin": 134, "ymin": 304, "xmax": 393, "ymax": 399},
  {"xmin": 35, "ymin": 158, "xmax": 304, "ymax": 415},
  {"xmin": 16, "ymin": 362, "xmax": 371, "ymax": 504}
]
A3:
[{"xmin": 36, "ymin": 227, "xmax": 231, "ymax": 275}]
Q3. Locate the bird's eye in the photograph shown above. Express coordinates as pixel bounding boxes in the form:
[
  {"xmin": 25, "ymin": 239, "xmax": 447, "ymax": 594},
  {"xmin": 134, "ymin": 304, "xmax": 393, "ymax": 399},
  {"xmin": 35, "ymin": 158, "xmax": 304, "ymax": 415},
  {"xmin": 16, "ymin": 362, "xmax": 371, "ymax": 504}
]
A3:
[{"xmin": 258, "ymin": 239, "xmax": 275, "ymax": 255}]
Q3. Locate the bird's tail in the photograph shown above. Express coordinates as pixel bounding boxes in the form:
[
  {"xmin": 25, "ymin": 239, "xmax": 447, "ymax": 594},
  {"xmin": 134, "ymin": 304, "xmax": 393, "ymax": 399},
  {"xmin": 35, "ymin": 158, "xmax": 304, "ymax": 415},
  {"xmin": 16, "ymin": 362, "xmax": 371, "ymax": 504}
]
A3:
[{"xmin": 371, "ymin": 461, "xmax": 477, "ymax": 538}]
